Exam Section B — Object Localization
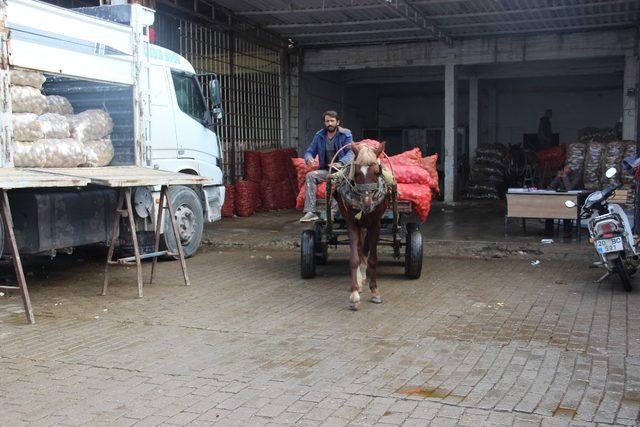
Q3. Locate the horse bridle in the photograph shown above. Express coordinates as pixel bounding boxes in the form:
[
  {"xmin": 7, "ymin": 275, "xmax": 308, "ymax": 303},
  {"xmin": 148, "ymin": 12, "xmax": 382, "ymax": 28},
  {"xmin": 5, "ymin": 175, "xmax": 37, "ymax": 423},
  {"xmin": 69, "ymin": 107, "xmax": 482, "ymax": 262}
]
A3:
[{"xmin": 338, "ymin": 162, "xmax": 388, "ymax": 214}]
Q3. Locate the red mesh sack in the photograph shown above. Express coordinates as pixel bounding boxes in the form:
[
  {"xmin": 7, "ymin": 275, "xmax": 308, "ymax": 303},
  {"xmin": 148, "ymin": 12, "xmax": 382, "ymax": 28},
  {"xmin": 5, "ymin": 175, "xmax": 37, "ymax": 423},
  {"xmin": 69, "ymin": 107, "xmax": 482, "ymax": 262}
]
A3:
[
  {"xmin": 393, "ymin": 165, "xmax": 431, "ymax": 184},
  {"xmin": 261, "ymin": 150, "xmax": 288, "ymax": 183},
  {"xmin": 291, "ymin": 157, "xmax": 318, "ymax": 190},
  {"xmin": 235, "ymin": 180, "xmax": 256, "ymax": 217},
  {"xmin": 397, "ymin": 184, "xmax": 433, "ymax": 223},
  {"xmin": 221, "ymin": 184, "xmax": 235, "ymax": 218},
  {"xmin": 275, "ymin": 179, "xmax": 296, "ymax": 210},
  {"xmin": 260, "ymin": 181, "xmax": 279, "ymax": 211},
  {"xmin": 384, "ymin": 147, "xmax": 423, "ymax": 166},
  {"xmin": 243, "ymin": 151, "xmax": 262, "ymax": 183},
  {"xmin": 420, "ymin": 154, "xmax": 440, "ymax": 194},
  {"xmin": 295, "ymin": 182, "xmax": 327, "ymax": 210},
  {"xmin": 253, "ymin": 187, "xmax": 263, "ymax": 212},
  {"xmin": 537, "ymin": 145, "xmax": 566, "ymax": 171}
]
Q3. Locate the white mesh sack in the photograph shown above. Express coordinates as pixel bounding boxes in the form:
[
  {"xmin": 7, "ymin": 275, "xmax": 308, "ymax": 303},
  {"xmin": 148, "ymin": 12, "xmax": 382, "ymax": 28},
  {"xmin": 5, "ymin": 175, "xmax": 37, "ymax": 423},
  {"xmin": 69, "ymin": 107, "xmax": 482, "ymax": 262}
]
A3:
[
  {"xmin": 10, "ymin": 69, "xmax": 46, "ymax": 90},
  {"xmin": 12, "ymin": 113, "xmax": 44, "ymax": 141},
  {"xmin": 13, "ymin": 140, "xmax": 46, "ymax": 167},
  {"xmin": 44, "ymin": 95, "xmax": 74, "ymax": 115},
  {"xmin": 10, "ymin": 85, "xmax": 47, "ymax": 115},
  {"xmin": 14, "ymin": 139, "xmax": 85, "ymax": 168},
  {"xmin": 38, "ymin": 113, "xmax": 71, "ymax": 139},
  {"xmin": 81, "ymin": 138, "xmax": 114, "ymax": 167},
  {"xmin": 67, "ymin": 109, "xmax": 114, "ymax": 142}
]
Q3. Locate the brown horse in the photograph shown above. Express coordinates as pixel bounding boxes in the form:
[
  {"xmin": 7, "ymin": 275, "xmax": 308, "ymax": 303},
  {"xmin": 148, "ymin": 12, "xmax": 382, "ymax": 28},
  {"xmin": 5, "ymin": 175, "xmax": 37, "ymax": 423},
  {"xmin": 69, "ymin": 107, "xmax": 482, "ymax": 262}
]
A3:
[{"xmin": 333, "ymin": 142, "xmax": 390, "ymax": 310}]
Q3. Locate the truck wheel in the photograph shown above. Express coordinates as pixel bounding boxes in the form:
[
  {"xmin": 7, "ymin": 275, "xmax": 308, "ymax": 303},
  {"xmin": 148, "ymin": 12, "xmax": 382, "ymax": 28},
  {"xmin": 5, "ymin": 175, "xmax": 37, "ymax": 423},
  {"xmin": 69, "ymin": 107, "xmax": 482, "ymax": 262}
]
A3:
[
  {"xmin": 163, "ymin": 186, "xmax": 204, "ymax": 259},
  {"xmin": 301, "ymin": 230, "xmax": 316, "ymax": 278},
  {"xmin": 614, "ymin": 257, "xmax": 633, "ymax": 292},
  {"xmin": 404, "ymin": 222, "xmax": 423, "ymax": 279}
]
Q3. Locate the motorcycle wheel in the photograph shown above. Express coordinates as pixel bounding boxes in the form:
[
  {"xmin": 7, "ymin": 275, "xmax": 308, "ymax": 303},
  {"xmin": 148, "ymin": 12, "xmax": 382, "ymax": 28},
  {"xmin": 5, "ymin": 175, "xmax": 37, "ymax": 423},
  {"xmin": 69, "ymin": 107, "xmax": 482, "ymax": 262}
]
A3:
[{"xmin": 614, "ymin": 257, "xmax": 633, "ymax": 292}]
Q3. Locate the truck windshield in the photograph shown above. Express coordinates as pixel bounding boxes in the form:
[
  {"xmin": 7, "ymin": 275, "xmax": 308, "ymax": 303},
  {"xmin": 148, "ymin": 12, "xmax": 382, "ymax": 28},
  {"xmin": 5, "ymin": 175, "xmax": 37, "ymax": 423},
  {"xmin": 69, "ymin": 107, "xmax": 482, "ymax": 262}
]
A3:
[{"xmin": 171, "ymin": 72, "xmax": 206, "ymax": 121}]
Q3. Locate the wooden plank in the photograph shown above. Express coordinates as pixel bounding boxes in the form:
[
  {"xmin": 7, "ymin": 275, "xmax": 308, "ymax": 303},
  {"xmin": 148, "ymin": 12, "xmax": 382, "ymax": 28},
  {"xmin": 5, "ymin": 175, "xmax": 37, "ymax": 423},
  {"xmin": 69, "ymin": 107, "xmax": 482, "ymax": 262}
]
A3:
[
  {"xmin": 507, "ymin": 193, "xmax": 578, "ymax": 220},
  {"xmin": 0, "ymin": 168, "xmax": 90, "ymax": 189},
  {"xmin": 29, "ymin": 166, "xmax": 214, "ymax": 187}
]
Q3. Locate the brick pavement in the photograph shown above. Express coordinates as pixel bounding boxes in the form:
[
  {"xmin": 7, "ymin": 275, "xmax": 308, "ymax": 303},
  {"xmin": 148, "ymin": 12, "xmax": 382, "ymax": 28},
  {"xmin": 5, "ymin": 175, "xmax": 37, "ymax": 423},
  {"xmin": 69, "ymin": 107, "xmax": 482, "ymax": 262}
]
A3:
[{"xmin": 1, "ymin": 247, "xmax": 639, "ymax": 426}]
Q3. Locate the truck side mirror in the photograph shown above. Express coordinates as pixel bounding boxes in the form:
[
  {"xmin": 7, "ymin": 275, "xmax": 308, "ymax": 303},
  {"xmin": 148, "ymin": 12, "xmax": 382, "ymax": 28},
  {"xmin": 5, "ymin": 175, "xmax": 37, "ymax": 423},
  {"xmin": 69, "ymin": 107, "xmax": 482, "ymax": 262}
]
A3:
[{"xmin": 209, "ymin": 79, "xmax": 222, "ymax": 107}]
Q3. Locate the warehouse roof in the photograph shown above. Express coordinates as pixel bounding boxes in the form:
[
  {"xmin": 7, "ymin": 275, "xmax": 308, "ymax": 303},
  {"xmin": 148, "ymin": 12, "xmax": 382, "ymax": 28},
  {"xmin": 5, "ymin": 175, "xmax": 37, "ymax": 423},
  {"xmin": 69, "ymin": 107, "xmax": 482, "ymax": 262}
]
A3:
[{"xmin": 207, "ymin": 0, "xmax": 640, "ymax": 47}]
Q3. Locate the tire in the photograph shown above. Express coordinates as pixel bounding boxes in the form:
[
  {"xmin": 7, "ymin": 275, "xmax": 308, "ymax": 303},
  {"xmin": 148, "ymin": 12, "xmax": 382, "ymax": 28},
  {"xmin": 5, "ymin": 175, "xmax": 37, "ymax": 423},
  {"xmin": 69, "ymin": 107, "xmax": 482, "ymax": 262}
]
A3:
[
  {"xmin": 404, "ymin": 222, "xmax": 423, "ymax": 279},
  {"xmin": 314, "ymin": 222, "xmax": 328, "ymax": 265},
  {"xmin": 301, "ymin": 230, "xmax": 316, "ymax": 278},
  {"xmin": 162, "ymin": 186, "xmax": 204, "ymax": 259},
  {"xmin": 614, "ymin": 256, "xmax": 633, "ymax": 292}
]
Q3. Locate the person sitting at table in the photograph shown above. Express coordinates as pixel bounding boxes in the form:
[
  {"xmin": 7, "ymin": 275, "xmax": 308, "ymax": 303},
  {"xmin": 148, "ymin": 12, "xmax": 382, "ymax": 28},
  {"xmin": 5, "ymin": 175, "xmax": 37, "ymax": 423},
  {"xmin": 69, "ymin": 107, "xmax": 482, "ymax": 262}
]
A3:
[{"xmin": 543, "ymin": 164, "xmax": 582, "ymax": 238}]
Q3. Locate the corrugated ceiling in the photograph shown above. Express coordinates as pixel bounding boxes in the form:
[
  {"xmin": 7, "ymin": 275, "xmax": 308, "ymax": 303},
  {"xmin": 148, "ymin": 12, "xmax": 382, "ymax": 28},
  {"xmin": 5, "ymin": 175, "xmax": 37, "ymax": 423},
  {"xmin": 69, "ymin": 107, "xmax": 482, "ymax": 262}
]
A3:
[{"xmin": 207, "ymin": 0, "xmax": 640, "ymax": 46}]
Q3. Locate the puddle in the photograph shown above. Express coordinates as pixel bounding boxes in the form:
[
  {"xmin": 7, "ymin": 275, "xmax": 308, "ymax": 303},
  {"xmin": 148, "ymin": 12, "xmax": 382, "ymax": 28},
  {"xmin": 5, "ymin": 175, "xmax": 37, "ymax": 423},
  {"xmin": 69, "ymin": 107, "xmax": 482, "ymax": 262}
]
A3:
[
  {"xmin": 396, "ymin": 386, "xmax": 450, "ymax": 399},
  {"xmin": 552, "ymin": 407, "xmax": 577, "ymax": 418}
]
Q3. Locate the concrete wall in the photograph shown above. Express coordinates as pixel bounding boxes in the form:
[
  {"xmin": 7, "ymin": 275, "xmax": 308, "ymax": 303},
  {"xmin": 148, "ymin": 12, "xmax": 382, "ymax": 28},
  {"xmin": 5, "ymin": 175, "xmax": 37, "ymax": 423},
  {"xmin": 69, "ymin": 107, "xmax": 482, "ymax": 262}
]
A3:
[{"xmin": 492, "ymin": 75, "xmax": 622, "ymax": 146}]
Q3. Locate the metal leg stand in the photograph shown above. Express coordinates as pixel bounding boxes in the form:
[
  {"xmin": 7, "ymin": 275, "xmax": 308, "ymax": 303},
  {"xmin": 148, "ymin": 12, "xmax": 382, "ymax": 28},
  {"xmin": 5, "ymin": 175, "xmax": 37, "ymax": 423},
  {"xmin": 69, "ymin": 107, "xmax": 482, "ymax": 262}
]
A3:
[
  {"xmin": 102, "ymin": 188, "xmax": 143, "ymax": 298},
  {"xmin": 0, "ymin": 190, "xmax": 35, "ymax": 324},
  {"xmin": 103, "ymin": 186, "xmax": 190, "ymax": 296}
]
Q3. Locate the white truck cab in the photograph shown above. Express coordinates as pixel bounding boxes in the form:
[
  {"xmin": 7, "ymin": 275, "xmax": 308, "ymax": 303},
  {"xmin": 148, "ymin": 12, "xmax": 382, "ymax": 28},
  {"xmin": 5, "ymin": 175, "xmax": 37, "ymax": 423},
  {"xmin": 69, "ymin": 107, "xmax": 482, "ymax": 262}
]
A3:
[{"xmin": 0, "ymin": 0, "xmax": 225, "ymax": 257}]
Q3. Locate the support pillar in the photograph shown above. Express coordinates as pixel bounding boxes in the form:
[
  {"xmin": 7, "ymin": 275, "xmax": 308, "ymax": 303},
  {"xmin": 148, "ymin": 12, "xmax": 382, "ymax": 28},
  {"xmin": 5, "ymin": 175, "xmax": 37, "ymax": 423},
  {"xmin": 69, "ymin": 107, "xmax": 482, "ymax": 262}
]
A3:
[
  {"xmin": 444, "ymin": 64, "xmax": 457, "ymax": 203},
  {"xmin": 623, "ymin": 51, "xmax": 638, "ymax": 141},
  {"xmin": 469, "ymin": 76, "xmax": 479, "ymax": 163}
]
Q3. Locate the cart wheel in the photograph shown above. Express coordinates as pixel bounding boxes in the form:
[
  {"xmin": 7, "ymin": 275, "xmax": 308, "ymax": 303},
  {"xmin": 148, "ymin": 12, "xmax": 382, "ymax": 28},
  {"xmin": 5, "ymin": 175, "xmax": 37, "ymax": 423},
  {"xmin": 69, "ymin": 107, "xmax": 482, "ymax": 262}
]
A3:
[
  {"xmin": 404, "ymin": 222, "xmax": 423, "ymax": 279},
  {"xmin": 314, "ymin": 222, "xmax": 328, "ymax": 265},
  {"xmin": 301, "ymin": 230, "xmax": 316, "ymax": 278}
]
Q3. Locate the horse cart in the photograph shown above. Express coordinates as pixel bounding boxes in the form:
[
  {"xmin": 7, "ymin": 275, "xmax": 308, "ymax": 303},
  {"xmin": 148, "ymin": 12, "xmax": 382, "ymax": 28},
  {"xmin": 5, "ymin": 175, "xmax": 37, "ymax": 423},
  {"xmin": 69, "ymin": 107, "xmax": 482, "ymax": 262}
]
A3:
[{"xmin": 300, "ymin": 196, "xmax": 423, "ymax": 280}]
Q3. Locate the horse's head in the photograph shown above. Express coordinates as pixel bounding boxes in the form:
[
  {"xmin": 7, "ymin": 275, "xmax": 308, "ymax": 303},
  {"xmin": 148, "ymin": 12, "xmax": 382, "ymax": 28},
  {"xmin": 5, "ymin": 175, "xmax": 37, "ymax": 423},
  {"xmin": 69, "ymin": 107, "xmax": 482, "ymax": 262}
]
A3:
[{"xmin": 350, "ymin": 141, "xmax": 386, "ymax": 212}]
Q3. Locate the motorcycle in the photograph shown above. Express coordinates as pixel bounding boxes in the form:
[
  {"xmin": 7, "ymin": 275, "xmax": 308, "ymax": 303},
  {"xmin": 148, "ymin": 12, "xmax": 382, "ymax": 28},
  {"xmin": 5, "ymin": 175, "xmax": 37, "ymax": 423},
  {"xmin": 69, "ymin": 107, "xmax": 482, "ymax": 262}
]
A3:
[{"xmin": 565, "ymin": 167, "xmax": 637, "ymax": 291}]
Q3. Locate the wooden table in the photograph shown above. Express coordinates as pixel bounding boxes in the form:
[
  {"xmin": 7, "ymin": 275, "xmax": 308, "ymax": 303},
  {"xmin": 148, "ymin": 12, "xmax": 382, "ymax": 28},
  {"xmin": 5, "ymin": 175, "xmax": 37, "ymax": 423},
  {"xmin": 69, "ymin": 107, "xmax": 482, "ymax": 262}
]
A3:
[
  {"xmin": 0, "ymin": 167, "xmax": 213, "ymax": 324},
  {"xmin": 505, "ymin": 189, "xmax": 589, "ymax": 240}
]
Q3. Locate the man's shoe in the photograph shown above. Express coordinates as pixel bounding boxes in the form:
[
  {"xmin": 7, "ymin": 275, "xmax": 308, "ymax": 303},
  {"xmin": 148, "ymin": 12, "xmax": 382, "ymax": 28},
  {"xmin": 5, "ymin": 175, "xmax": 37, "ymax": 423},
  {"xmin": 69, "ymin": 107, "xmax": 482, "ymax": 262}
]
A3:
[{"xmin": 300, "ymin": 212, "xmax": 319, "ymax": 222}]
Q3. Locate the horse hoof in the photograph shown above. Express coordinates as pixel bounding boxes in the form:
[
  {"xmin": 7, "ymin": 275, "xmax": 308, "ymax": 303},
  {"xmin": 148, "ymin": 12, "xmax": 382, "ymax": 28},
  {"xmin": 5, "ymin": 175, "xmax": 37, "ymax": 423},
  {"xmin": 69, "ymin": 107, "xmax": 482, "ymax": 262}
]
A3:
[
  {"xmin": 370, "ymin": 295, "xmax": 383, "ymax": 304},
  {"xmin": 349, "ymin": 300, "xmax": 361, "ymax": 311}
]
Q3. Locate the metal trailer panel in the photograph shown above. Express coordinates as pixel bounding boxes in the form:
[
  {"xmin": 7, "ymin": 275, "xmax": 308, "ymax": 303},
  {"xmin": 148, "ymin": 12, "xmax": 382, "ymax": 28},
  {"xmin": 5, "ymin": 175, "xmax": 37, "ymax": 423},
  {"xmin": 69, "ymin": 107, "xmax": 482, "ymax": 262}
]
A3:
[{"xmin": 9, "ymin": 187, "xmax": 118, "ymax": 254}]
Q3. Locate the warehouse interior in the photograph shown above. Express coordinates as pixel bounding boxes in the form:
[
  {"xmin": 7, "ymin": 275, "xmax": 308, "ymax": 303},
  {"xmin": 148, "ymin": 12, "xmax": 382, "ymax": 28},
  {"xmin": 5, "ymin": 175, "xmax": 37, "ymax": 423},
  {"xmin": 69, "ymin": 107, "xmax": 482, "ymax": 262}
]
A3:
[{"xmin": 42, "ymin": 0, "xmax": 640, "ymax": 210}]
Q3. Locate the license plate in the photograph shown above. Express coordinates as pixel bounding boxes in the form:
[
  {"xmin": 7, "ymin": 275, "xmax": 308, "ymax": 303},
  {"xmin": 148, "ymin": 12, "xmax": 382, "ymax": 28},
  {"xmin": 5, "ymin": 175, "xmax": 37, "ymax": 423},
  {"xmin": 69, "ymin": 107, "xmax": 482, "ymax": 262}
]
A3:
[{"xmin": 595, "ymin": 237, "xmax": 623, "ymax": 254}]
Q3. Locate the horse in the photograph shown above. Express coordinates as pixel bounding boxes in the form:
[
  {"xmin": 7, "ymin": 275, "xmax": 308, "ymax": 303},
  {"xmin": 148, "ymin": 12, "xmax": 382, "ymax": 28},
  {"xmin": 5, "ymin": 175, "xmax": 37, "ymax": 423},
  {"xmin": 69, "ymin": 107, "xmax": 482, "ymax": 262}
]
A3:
[{"xmin": 332, "ymin": 141, "xmax": 390, "ymax": 310}]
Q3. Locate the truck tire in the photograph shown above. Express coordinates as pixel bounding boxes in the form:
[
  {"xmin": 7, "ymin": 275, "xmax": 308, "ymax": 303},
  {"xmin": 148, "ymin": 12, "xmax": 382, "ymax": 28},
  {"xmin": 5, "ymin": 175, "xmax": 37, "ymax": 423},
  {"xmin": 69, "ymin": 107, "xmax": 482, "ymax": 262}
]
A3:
[
  {"xmin": 301, "ymin": 230, "xmax": 316, "ymax": 278},
  {"xmin": 404, "ymin": 222, "xmax": 423, "ymax": 279},
  {"xmin": 163, "ymin": 186, "xmax": 204, "ymax": 259},
  {"xmin": 614, "ymin": 257, "xmax": 633, "ymax": 292}
]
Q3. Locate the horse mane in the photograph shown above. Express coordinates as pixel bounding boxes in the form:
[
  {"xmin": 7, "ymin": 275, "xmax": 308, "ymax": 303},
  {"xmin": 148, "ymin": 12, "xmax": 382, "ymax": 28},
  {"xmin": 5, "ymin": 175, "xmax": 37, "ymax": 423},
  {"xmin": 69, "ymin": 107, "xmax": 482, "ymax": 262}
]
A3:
[{"xmin": 353, "ymin": 144, "xmax": 378, "ymax": 165}]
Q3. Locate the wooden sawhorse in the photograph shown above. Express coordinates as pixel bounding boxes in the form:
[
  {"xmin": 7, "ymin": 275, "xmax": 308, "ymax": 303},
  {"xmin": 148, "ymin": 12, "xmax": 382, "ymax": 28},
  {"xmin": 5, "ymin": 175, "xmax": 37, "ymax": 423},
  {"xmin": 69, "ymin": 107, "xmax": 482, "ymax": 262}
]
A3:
[
  {"xmin": 102, "ymin": 185, "xmax": 190, "ymax": 298},
  {"xmin": 0, "ymin": 189, "xmax": 35, "ymax": 324}
]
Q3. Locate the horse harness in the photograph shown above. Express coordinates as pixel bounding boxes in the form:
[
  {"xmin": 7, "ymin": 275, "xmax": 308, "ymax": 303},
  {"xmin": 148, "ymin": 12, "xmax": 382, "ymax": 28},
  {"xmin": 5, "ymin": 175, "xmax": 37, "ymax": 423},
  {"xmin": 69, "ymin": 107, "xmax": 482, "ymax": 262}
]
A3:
[{"xmin": 333, "ymin": 161, "xmax": 392, "ymax": 216}]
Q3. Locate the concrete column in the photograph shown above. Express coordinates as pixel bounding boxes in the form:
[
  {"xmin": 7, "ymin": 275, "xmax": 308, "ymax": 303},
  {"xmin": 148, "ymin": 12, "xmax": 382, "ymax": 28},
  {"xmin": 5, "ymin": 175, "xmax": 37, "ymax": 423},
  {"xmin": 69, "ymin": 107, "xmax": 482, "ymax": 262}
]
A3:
[
  {"xmin": 623, "ymin": 51, "xmax": 638, "ymax": 141},
  {"xmin": 469, "ymin": 76, "xmax": 479, "ymax": 163},
  {"xmin": 444, "ymin": 64, "xmax": 457, "ymax": 203}
]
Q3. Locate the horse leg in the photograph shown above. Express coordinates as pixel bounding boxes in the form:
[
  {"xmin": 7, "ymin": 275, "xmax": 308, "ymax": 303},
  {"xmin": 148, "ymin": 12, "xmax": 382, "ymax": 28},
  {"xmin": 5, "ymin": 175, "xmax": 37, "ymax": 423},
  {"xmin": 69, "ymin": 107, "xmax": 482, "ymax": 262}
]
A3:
[
  {"xmin": 356, "ymin": 229, "xmax": 368, "ymax": 292},
  {"xmin": 359, "ymin": 231, "xmax": 371, "ymax": 292},
  {"xmin": 348, "ymin": 226, "xmax": 361, "ymax": 310},
  {"xmin": 367, "ymin": 225, "xmax": 382, "ymax": 304}
]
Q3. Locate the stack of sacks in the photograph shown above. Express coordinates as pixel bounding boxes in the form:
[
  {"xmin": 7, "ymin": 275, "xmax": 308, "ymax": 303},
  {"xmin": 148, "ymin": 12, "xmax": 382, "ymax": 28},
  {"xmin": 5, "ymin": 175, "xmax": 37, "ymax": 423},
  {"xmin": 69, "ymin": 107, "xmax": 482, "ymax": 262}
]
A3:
[
  {"xmin": 464, "ymin": 144, "xmax": 508, "ymax": 199},
  {"xmin": 292, "ymin": 140, "xmax": 439, "ymax": 223},
  {"xmin": 259, "ymin": 149, "xmax": 297, "ymax": 211},
  {"xmin": 620, "ymin": 141, "xmax": 636, "ymax": 208},
  {"xmin": 243, "ymin": 151, "xmax": 263, "ymax": 212},
  {"xmin": 221, "ymin": 184, "xmax": 235, "ymax": 218},
  {"xmin": 583, "ymin": 141, "xmax": 606, "ymax": 191},
  {"xmin": 578, "ymin": 127, "xmax": 616, "ymax": 144},
  {"xmin": 235, "ymin": 180, "xmax": 258, "ymax": 217},
  {"xmin": 10, "ymin": 68, "xmax": 115, "ymax": 168},
  {"xmin": 565, "ymin": 142, "xmax": 587, "ymax": 174}
]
